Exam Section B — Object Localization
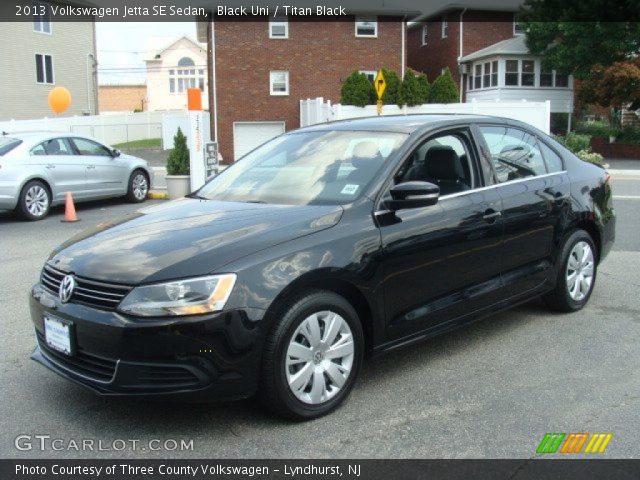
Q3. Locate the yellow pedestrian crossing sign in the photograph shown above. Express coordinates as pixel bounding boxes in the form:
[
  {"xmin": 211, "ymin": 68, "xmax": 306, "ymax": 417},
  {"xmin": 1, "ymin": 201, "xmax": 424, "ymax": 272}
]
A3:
[{"xmin": 374, "ymin": 69, "xmax": 386, "ymax": 100}]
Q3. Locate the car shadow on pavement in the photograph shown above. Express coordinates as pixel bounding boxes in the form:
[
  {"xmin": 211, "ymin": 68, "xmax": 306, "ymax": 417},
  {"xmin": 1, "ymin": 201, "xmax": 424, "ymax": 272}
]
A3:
[
  {"xmin": 0, "ymin": 198, "xmax": 138, "ymax": 224},
  {"xmin": 39, "ymin": 297, "xmax": 553, "ymax": 436}
]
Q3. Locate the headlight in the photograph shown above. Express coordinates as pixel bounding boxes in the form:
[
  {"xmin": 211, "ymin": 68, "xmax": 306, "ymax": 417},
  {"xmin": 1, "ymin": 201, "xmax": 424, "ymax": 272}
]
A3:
[{"xmin": 118, "ymin": 274, "xmax": 236, "ymax": 317}]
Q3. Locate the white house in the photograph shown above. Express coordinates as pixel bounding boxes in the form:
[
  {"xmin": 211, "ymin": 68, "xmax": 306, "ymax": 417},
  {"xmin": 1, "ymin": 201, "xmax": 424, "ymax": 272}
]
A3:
[
  {"xmin": 144, "ymin": 36, "xmax": 208, "ymax": 111},
  {"xmin": 460, "ymin": 36, "xmax": 574, "ymax": 114}
]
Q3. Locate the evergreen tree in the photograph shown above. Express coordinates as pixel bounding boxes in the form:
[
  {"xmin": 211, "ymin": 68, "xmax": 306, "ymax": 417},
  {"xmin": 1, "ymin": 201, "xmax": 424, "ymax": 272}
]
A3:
[
  {"xmin": 429, "ymin": 68, "xmax": 459, "ymax": 103},
  {"xmin": 398, "ymin": 70, "xmax": 422, "ymax": 106},
  {"xmin": 166, "ymin": 127, "xmax": 190, "ymax": 175},
  {"xmin": 340, "ymin": 71, "xmax": 375, "ymax": 107},
  {"xmin": 380, "ymin": 68, "xmax": 401, "ymax": 106},
  {"xmin": 416, "ymin": 73, "xmax": 430, "ymax": 104}
]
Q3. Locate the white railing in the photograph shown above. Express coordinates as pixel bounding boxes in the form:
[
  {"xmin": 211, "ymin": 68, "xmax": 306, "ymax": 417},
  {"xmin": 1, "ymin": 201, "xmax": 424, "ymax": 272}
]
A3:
[{"xmin": 300, "ymin": 98, "xmax": 552, "ymax": 134}]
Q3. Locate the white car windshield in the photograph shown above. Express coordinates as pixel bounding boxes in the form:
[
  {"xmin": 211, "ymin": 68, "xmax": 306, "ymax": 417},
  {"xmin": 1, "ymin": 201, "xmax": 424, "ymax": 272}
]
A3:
[{"xmin": 197, "ymin": 130, "xmax": 408, "ymax": 205}]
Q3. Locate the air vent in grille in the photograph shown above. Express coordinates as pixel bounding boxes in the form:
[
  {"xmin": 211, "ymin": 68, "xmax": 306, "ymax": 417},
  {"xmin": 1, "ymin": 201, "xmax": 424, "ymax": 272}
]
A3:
[
  {"xmin": 40, "ymin": 264, "xmax": 132, "ymax": 311},
  {"xmin": 37, "ymin": 331, "xmax": 117, "ymax": 382},
  {"xmin": 134, "ymin": 365, "xmax": 201, "ymax": 389}
]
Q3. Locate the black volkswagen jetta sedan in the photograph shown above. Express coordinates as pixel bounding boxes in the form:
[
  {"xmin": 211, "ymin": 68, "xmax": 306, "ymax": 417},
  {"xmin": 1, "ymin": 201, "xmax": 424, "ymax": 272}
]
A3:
[{"xmin": 30, "ymin": 115, "xmax": 615, "ymax": 419}]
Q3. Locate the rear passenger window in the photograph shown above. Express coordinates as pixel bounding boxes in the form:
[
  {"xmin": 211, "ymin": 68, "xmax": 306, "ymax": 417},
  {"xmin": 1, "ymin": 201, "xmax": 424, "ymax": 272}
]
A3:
[
  {"xmin": 539, "ymin": 141, "xmax": 564, "ymax": 173},
  {"xmin": 479, "ymin": 126, "xmax": 547, "ymax": 183}
]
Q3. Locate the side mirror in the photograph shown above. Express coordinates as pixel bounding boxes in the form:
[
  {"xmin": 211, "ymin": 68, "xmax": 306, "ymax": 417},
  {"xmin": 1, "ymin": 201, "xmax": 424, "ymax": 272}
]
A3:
[
  {"xmin": 387, "ymin": 181, "xmax": 440, "ymax": 211},
  {"xmin": 111, "ymin": 149, "xmax": 121, "ymax": 158}
]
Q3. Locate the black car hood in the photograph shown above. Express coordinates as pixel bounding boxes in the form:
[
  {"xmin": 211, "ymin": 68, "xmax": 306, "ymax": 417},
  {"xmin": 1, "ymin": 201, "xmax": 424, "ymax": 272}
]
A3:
[{"xmin": 48, "ymin": 198, "xmax": 343, "ymax": 284}]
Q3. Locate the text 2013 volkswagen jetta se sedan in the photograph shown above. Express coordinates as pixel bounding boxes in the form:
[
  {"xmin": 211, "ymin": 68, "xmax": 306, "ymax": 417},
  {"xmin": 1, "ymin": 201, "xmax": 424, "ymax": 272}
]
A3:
[{"xmin": 30, "ymin": 115, "xmax": 615, "ymax": 419}]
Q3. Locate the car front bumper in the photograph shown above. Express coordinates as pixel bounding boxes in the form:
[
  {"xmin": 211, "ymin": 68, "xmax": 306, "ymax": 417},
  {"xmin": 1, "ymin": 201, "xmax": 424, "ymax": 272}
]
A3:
[{"xmin": 29, "ymin": 283, "xmax": 266, "ymax": 401}]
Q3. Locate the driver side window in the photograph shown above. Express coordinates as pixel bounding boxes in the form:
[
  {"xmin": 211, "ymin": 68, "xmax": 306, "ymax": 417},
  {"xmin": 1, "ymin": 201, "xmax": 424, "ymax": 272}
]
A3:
[
  {"xmin": 478, "ymin": 126, "xmax": 546, "ymax": 183},
  {"xmin": 396, "ymin": 133, "xmax": 475, "ymax": 196}
]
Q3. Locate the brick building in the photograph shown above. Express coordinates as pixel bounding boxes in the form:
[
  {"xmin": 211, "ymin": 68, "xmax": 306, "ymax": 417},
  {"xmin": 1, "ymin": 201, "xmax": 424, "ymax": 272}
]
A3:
[
  {"xmin": 98, "ymin": 84, "xmax": 147, "ymax": 112},
  {"xmin": 197, "ymin": 15, "xmax": 409, "ymax": 162}
]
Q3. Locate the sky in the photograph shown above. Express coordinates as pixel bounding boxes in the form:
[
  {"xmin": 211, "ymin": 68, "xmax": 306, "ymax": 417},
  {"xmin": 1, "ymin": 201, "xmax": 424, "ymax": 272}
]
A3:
[{"xmin": 95, "ymin": 22, "xmax": 198, "ymax": 85}]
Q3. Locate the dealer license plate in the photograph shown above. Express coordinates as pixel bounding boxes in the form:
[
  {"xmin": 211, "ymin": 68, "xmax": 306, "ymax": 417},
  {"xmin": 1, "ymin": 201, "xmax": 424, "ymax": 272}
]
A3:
[{"xmin": 44, "ymin": 315, "xmax": 73, "ymax": 356}]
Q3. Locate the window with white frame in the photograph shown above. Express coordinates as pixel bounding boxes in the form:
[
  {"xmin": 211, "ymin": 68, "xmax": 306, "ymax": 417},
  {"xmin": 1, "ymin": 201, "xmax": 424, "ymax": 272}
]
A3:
[
  {"xmin": 360, "ymin": 70, "xmax": 377, "ymax": 82},
  {"xmin": 35, "ymin": 54, "xmax": 54, "ymax": 84},
  {"xmin": 513, "ymin": 18, "xmax": 525, "ymax": 35},
  {"xmin": 168, "ymin": 57, "xmax": 205, "ymax": 94},
  {"xmin": 33, "ymin": 1, "xmax": 51, "ymax": 34},
  {"xmin": 269, "ymin": 16, "xmax": 288, "ymax": 38},
  {"xmin": 270, "ymin": 71, "xmax": 289, "ymax": 95},
  {"xmin": 441, "ymin": 16, "xmax": 448, "ymax": 38},
  {"xmin": 355, "ymin": 17, "xmax": 377, "ymax": 37},
  {"xmin": 421, "ymin": 25, "xmax": 428, "ymax": 45},
  {"xmin": 469, "ymin": 60, "xmax": 498, "ymax": 90},
  {"xmin": 540, "ymin": 67, "xmax": 569, "ymax": 88}
]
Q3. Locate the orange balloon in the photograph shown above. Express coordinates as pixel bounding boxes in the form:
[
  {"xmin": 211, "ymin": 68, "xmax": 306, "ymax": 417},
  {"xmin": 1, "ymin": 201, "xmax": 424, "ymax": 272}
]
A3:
[{"xmin": 48, "ymin": 87, "xmax": 72, "ymax": 114}]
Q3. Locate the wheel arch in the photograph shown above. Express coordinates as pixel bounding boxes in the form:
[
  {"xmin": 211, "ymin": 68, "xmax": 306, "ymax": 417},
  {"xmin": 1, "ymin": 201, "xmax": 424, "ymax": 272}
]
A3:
[
  {"xmin": 263, "ymin": 269, "xmax": 376, "ymax": 355},
  {"xmin": 19, "ymin": 176, "xmax": 54, "ymax": 202},
  {"xmin": 573, "ymin": 219, "xmax": 602, "ymax": 263}
]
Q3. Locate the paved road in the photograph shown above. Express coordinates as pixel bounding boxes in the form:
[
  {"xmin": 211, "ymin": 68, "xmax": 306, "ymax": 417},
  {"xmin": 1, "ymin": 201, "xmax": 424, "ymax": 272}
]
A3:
[{"xmin": 0, "ymin": 179, "xmax": 639, "ymax": 459}]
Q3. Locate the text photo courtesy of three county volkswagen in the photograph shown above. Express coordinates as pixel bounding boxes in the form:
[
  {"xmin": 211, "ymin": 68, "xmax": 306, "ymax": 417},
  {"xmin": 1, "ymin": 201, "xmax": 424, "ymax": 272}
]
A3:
[{"xmin": 1, "ymin": 0, "xmax": 640, "ymax": 477}]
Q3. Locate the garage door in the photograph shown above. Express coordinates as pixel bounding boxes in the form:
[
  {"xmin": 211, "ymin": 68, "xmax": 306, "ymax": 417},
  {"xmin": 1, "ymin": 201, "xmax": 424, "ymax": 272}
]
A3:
[{"xmin": 233, "ymin": 122, "xmax": 285, "ymax": 161}]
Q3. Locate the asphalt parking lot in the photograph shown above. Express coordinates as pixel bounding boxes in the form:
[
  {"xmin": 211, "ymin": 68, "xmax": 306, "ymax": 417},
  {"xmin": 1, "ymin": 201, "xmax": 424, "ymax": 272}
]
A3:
[{"xmin": 1, "ymin": 174, "xmax": 639, "ymax": 459}]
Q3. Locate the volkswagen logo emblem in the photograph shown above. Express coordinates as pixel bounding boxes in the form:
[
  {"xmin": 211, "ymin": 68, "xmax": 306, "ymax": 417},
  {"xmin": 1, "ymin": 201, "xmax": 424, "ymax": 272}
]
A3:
[{"xmin": 59, "ymin": 275, "xmax": 75, "ymax": 303}]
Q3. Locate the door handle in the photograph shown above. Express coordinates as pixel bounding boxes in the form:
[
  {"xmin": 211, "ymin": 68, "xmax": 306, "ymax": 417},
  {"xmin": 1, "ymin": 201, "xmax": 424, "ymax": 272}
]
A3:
[
  {"xmin": 482, "ymin": 209, "xmax": 502, "ymax": 222},
  {"xmin": 87, "ymin": 165, "xmax": 95, "ymax": 170},
  {"xmin": 46, "ymin": 164, "xmax": 55, "ymax": 169}
]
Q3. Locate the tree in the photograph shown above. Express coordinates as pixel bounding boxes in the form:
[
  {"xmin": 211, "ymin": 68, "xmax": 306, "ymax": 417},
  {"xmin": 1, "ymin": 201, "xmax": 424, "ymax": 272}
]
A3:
[
  {"xmin": 429, "ymin": 68, "xmax": 459, "ymax": 103},
  {"xmin": 398, "ymin": 69, "xmax": 422, "ymax": 106},
  {"xmin": 380, "ymin": 68, "xmax": 401, "ymax": 106},
  {"xmin": 340, "ymin": 71, "xmax": 374, "ymax": 107},
  {"xmin": 166, "ymin": 127, "xmax": 190, "ymax": 176},
  {"xmin": 577, "ymin": 59, "xmax": 640, "ymax": 109},
  {"xmin": 416, "ymin": 74, "xmax": 430, "ymax": 104},
  {"xmin": 519, "ymin": 1, "xmax": 640, "ymax": 81}
]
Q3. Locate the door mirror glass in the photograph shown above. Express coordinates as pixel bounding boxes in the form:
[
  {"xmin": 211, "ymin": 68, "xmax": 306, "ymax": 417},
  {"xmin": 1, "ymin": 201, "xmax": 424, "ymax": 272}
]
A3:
[
  {"xmin": 388, "ymin": 181, "xmax": 440, "ymax": 210},
  {"xmin": 112, "ymin": 149, "xmax": 121, "ymax": 158}
]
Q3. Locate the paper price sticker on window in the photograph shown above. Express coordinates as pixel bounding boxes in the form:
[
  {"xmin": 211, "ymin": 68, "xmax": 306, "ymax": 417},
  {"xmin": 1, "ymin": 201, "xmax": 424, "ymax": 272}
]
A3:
[{"xmin": 341, "ymin": 184, "xmax": 359, "ymax": 195}]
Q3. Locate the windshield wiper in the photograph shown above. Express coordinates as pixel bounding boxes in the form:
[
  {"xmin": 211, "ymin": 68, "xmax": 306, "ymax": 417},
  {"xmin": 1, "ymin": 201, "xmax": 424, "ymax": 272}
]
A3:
[
  {"xmin": 244, "ymin": 199, "xmax": 267, "ymax": 204},
  {"xmin": 186, "ymin": 193, "xmax": 208, "ymax": 200}
]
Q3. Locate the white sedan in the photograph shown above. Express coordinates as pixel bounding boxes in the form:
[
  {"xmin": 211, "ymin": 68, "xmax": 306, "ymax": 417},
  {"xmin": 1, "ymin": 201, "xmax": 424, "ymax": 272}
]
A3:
[{"xmin": 0, "ymin": 132, "xmax": 154, "ymax": 220}]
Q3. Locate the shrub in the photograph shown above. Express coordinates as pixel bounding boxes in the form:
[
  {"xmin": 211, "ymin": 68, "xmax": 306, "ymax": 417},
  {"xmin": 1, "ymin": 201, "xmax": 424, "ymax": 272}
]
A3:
[
  {"xmin": 429, "ymin": 67, "xmax": 459, "ymax": 103},
  {"xmin": 416, "ymin": 74, "xmax": 430, "ymax": 104},
  {"xmin": 574, "ymin": 120, "xmax": 620, "ymax": 137},
  {"xmin": 555, "ymin": 132, "xmax": 591, "ymax": 154},
  {"xmin": 340, "ymin": 71, "xmax": 374, "ymax": 107},
  {"xmin": 380, "ymin": 68, "xmax": 401, "ymax": 106},
  {"xmin": 616, "ymin": 125, "xmax": 640, "ymax": 144},
  {"xmin": 166, "ymin": 127, "xmax": 190, "ymax": 176},
  {"xmin": 398, "ymin": 70, "xmax": 422, "ymax": 106},
  {"xmin": 575, "ymin": 150, "xmax": 604, "ymax": 165}
]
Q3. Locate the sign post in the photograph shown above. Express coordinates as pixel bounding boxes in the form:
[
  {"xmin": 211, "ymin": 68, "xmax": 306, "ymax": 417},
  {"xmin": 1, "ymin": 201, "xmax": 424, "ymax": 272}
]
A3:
[
  {"xmin": 374, "ymin": 69, "xmax": 386, "ymax": 116},
  {"xmin": 187, "ymin": 88, "xmax": 208, "ymax": 191}
]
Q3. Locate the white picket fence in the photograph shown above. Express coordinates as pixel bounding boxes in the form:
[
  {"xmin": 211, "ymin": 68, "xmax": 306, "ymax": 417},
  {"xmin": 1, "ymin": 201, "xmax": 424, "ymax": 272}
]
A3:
[{"xmin": 300, "ymin": 98, "xmax": 552, "ymax": 134}]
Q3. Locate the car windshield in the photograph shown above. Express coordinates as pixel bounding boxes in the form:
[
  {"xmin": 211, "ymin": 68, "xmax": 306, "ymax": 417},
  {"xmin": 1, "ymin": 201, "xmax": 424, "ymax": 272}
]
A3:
[
  {"xmin": 196, "ymin": 130, "xmax": 408, "ymax": 205},
  {"xmin": 0, "ymin": 137, "xmax": 22, "ymax": 156}
]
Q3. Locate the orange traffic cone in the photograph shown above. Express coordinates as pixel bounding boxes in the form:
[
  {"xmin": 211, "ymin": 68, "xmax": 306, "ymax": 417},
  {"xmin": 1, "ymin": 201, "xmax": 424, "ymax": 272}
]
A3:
[{"xmin": 61, "ymin": 191, "xmax": 79, "ymax": 222}]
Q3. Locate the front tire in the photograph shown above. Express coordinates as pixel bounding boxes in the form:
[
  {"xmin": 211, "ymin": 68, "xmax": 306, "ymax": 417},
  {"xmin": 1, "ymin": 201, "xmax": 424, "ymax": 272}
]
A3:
[
  {"xmin": 543, "ymin": 229, "xmax": 597, "ymax": 312},
  {"xmin": 126, "ymin": 170, "xmax": 149, "ymax": 203},
  {"xmin": 17, "ymin": 180, "xmax": 50, "ymax": 221},
  {"xmin": 259, "ymin": 290, "xmax": 364, "ymax": 420}
]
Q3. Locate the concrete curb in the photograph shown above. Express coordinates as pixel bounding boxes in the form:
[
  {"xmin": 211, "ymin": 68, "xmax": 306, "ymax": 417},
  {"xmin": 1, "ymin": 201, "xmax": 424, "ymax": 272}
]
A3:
[{"xmin": 147, "ymin": 190, "xmax": 169, "ymax": 200}]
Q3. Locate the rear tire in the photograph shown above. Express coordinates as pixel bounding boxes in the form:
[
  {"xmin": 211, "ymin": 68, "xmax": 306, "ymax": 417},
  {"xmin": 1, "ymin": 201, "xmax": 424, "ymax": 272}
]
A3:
[
  {"xmin": 259, "ymin": 290, "xmax": 364, "ymax": 420},
  {"xmin": 126, "ymin": 170, "xmax": 149, "ymax": 203},
  {"xmin": 17, "ymin": 180, "xmax": 50, "ymax": 221},
  {"xmin": 543, "ymin": 229, "xmax": 597, "ymax": 312}
]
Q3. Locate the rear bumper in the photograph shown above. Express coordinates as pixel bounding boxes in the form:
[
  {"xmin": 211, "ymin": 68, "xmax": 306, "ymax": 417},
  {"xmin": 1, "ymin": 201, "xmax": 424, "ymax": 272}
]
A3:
[{"xmin": 29, "ymin": 284, "xmax": 266, "ymax": 401}]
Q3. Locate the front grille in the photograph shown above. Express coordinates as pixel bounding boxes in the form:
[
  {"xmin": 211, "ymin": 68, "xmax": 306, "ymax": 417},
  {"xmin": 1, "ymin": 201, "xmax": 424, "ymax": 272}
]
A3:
[
  {"xmin": 36, "ymin": 331, "xmax": 117, "ymax": 382},
  {"xmin": 40, "ymin": 264, "xmax": 132, "ymax": 311},
  {"xmin": 132, "ymin": 365, "xmax": 202, "ymax": 390}
]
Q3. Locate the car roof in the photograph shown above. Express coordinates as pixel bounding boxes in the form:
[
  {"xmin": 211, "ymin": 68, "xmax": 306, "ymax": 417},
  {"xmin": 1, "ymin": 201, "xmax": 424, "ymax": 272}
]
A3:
[{"xmin": 293, "ymin": 114, "xmax": 512, "ymax": 135}]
